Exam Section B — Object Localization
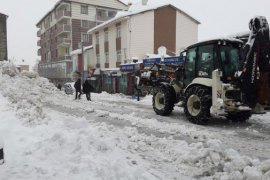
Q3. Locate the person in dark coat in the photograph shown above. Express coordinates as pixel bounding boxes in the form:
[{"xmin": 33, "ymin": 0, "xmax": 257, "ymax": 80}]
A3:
[
  {"xmin": 57, "ymin": 83, "xmax": 62, "ymax": 90},
  {"xmin": 74, "ymin": 78, "xmax": 82, "ymax": 100},
  {"xmin": 83, "ymin": 78, "xmax": 94, "ymax": 101}
]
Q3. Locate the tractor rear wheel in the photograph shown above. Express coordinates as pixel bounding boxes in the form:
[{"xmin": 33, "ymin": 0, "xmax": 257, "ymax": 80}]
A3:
[
  {"xmin": 152, "ymin": 85, "xmax": 175, "ymax": 116},
  {"xmin": 184, "ymin": 86, "xmax": 212, "ymax": 125}
]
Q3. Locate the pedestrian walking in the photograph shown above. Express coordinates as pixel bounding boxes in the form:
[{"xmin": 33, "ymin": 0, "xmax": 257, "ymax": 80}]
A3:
[
  {"xmin": 83, "ymin": 78, "xmax": 94, "ymax": 101},
  {"xmin": 74, "ymin": 78, "xmax": 82, "ymax": 100}
]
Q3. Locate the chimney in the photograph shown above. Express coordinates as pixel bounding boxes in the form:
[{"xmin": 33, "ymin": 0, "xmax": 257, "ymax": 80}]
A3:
[{"xmin": 142, "ymin": 0, "xmax": 148, "ymax": 6}]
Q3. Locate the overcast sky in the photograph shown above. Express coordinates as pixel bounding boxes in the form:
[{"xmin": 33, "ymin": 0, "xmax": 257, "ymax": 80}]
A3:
[{"xmin": 0, "ymin": 0, "xmax": 270, "ymax": 68}]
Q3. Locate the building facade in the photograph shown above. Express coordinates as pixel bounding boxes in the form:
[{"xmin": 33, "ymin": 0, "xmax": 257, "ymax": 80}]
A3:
[
  {"xmin": 0, "ymin": 13, "xmax": 8, "ymax": 61},
  {"xmin": 36, "ymin": 0, "xmax": 127, "ymax": 84},
  {"xmin": 87, "ymin": 4, "xmax": 200, "ymax": 69}
]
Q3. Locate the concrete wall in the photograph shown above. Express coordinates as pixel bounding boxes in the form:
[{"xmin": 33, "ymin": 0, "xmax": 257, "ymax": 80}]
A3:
[{"xmin": 176, "ymin": 11, "xmax": 198, "ymax": 54}]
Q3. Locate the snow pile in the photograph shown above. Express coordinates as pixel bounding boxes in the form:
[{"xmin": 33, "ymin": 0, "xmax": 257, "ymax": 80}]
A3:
[
  {"xmin": 123, "ymin": 128, "xmax": 270, "ymax": 179},
  {"xmin": 0, "ymin": 61, "xmax": 19, "ymax": 77},
  {"xmin": 0, "ymin": 62, "xmax": 60, "ymax": 125}
]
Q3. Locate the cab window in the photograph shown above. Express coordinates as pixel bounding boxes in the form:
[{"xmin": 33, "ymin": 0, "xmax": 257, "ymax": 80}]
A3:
[
  {"xmin": 184, "ymin": 47, "xmax": 197, "ymax": 85},
  {"xmin": 197, "ymin": 45, "xmax": 214, "ymax": 78},
  {"xmin": 220, "ymin": 45, "xmax": 240, "ymax": 79}
]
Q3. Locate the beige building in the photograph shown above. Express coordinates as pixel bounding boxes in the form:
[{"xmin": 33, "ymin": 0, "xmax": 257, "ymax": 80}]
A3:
[
  {"xmin": 0, "ymin": 13, "xmax": 8, "ymax": 61},
  {"xmin": 87, "ymin": 4, "xmax": 200, "ymax": 69},
  {"xmin": 36, "ymin": 0, "xmax": 127, "ymax": 84}
]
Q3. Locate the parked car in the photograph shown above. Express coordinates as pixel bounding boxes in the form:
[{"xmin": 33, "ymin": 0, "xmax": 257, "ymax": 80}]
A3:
[{"xmin": 63, "ymin": 82, "xmax": 75, "ymax": 95}]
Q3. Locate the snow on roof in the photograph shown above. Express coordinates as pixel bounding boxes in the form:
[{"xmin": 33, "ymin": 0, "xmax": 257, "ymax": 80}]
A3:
[
  {"xmin": 145, "ymin": 53, "xmax": 170, "ymax": 58},
  {"xmin": 70, "ymin": 45, "xmax": 93, "ymax": 55},
  {"xmin": 88, "ymin": 3, "xmax": 200, "ymax": 34},
  {"xmin": 0, "ymin": 12, "xmax": 8, "ymax": 18},
  {"xmin": 70, "ymin": 49, "xmax": 82, "ymax": 56},
  {"xmin": 100, "ymin": 68, "xmax": 120, "ymax": 71},
  {"xmin": 84, "ymin": 45, "xmax": 93, "ymax": 51},
  {"xmin": 192, "ymin": 37, "xmax": 244, "ymax": 47}
]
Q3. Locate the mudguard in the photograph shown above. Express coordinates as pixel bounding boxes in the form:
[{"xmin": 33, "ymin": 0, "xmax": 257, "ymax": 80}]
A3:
[{"xmin": 184, "ymin": 78, "xmax": 212, "ymax": 93}]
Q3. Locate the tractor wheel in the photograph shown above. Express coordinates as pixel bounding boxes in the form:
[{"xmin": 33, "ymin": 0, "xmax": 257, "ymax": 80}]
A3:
[
  {"xmin": 226, "ymin": 111, "xmax": 251, "ymax": 122},
  {"xmin": 152, "ymin": 85, "xmax": 175, "ymax": 116},
  {"xmin": 184, "ymin": 86, "xmax": 212, "ymax": 125}
]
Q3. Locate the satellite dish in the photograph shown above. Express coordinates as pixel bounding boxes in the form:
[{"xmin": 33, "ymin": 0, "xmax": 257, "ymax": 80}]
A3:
[{"xmin": 158, "ymin": 46, "xmax": 167, "ymax": 56}]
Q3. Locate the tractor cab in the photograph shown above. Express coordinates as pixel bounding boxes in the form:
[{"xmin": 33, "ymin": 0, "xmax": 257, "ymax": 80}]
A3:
[{"xmin": 181, "ymin": 39, "xmax": 243, "ymax": 86}]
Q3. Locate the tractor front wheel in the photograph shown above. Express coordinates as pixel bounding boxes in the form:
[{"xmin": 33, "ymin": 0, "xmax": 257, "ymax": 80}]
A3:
[
  {"xmin": 152, "ymin": 85, "xmax": 175, "ymax": 116},
  {"xmin": 184, "ymin": 86, "xmax": 212, "ymax": 125}
]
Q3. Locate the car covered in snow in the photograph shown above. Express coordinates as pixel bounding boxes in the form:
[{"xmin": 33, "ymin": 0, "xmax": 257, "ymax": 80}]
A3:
[{"xmin": 63, "ymin": 82, "xmax": 75, "ymax": 95}]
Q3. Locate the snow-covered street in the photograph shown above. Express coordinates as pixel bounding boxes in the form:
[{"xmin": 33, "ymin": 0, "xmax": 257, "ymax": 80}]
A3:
[{"xmin": 0, "ymin": 62, "xmax": 270, "ymax": 179}]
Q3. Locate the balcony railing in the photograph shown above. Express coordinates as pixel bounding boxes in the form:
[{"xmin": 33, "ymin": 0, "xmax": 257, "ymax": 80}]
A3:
[
  {"xmin": 96, "ymin": 15, "xmax": 112, "ymax": 22},
  {"xmin": 59, "ymin": 55, "xmax": 71, "ymax": 61},
  {"xmin": 57, "ymin": 24, "xmax": 71, "ymax": 35},
  {"xmin": 37, "ymin": 30, "xmax": 41, "ymax": 37},
  {"xmin": 57, "ymin": 38, "xmax": 71, "ymax": 47},
  {"xmin": 56, "ymin": 11, "xmax": 71, "ymax": 21}
]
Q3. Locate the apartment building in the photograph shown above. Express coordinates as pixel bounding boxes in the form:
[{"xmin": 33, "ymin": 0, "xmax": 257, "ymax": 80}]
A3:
[
  {"xmin": 0, "ymin": 13, "xmax": 8, "ymax": 61},
  {"xmin": 36, "ymin": 0, "xmax": 127, "ymax": 84},
  {"xmin": 87, "ymin": 4, "xmax": 200, "ymax": 69}
]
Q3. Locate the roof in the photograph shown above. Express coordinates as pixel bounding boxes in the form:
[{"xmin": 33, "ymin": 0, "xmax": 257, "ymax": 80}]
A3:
[
  {"xmin": 36, "ymin": 0, "xmax": 128, "ymax": 26},
  {"xmin": 187, "ymin": 38, "xmax": 243, "ymax": 49},
  {"xmin": 88, "ymin": 3, "xmax": 200, "ymax": 34}
]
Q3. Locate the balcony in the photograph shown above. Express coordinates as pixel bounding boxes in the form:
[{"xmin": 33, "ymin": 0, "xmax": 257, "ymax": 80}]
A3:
[
  {"xmin": 38, "ymin": 49, "xmax": 41, "ymax": 56},
  {"xmin": 57, "ymin": 38, "xmax": 71, "ymax": 47},
  {"xmin": 56, "ymin": 11, "xmax": 71, "ymax": 21},
  {"xmin": 37, "ymin": 40, "xmax": 41, "ymax": 46},
  {"xmin": 57, "ymin": 2, "xmax": 70, "ymax": 11},
  {"xmin": 59, "ymin": 55, "xmax": 71, "ymax": 61},
  {"xmin": 57, "ymin": 24, "xmax": 71, "ymax": 36},
  {"xmin": 37, "ymin": 30, "xmax": 41, "ymax": 37}
]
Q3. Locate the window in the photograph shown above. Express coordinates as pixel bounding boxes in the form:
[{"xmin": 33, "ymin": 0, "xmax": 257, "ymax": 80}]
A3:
[
  {"xmin": 65, "ymin": 47, "xmax": 70, "ymax": 55},
  {"xmin": 81, "ymin": 20, "xmax": 88, "ymax": 28},
  {"xmin": 116, "ymin": 25, "xmax": 121, "ymax": 38},
  {"xmin": 116, "ymin": 50, "xmax": 121, "ymax": 62},
  {"xmin": 97, "ymin": 9, "xmax": 106, "ymax": 17},
  {"xmin": 220, "ymin": 45, "xmax": 240, "ymax": 79},
  {"xmin": 81, "ymin": 5, "xmax": 88, "ymax": 14},
  {"xmin": 104, "ymin": 30, "xmax": 109, "ymax": 42},
  {"xmin": 105, "ymin": 52, "xmax": 109, "ymax": 63},
  {"xmin": 108, "ymin": 11, "xmax": 116, "ymax": 18},
  {"xmin": 95, "ymin": 33, "xmax": 99, "ymax": 44},
  {"xmin": 184, "ymin": 47, "xmax": 197, "ymax": 85},
  {"xmin": 82, "ymin": 33, "xmax": 90, "ymax": 42},
  {"xmin": 197, "ymin": 45, "xmax": 214, "ymax": 78}
]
